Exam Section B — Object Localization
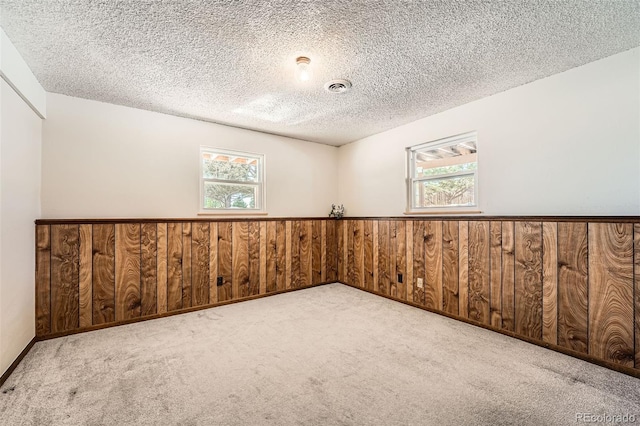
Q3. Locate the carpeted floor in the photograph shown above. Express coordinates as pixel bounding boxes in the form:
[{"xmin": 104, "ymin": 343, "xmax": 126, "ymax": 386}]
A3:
[{"xmin": 1, "ymin": 283, "xmax": 638, "ymax": 425}]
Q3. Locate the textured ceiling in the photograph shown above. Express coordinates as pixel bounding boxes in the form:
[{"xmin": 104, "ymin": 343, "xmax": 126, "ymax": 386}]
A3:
[{"xmin": 0, "ymin": 1, "xmax": 639, "ymax": 146}]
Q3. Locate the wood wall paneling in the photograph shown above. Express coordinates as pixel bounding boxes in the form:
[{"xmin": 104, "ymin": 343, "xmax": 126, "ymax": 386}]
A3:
[
  {"xmin": 140, "ymin": 223, "xmax": 158, "ymax": 316},
  {"xmin": 182, "ymin": 223, "xmax": 192, "ymax": 308},
  {"xmin": 266, "ymin": 221, "xmax": 277, "ymax": 293},
  {"xmin": 114, "ymin": 224, "xmax": 141, "ymax": 321},
  {"xmin": 92, "ymin": 224, "xmax": 115, "ymax": 325},
  {"xmin": 218, "ymin": 222, "xmax": 233, "ymax": 301},
  {"xmin": 514, "ymin": 222, "xmax": 543, "ymax": 340},
  {"xmin": 557, "ymin": 222, "xmax": 588, "ymax": 353},
  {"xmin": 51, "ymin": 225, "xmax": 80, "ymax": 333},
  {"xmin": 78, "ymin": 224, "xmax": 93, "ymax": 328},
  {"xmin": 354, "ymin": 220, "xmax": 364, "ymax": 289},
  {"xmin": 405, "ymin": 221, "xmax": 413, "ymax": 302},
  {"xmin": 458, "ymin": 221, "xmax": 469, "ymax": 318},
  {"xmin": 167, "ymin": 223, "xmax": 183, "ymax": 310},
  {"xmin": 192, "ymin": 222, "xmax": 210, "ymax": 306},
  {"xmin": 379, "ymin": 220, "xmax": 390, "ymax": 296},
  {"xmin": 588, "ymin": 223, "xmax": 634, "ymax": 367},
  {"xmin": 500, "ymin": 221, "xmax": 515, "ymax": 331},
  {"xmin": 233, "ymin": 222, "xmax": 250, "ymax": 298},
  {"xmin": 312, "ymin": 220, "xmax": 322, "ymax": 285},
  {"xmin": 248, "ymin": 221, "xmax": 260, "ymax": 296},
  {"xmin": 208, "ymin": 222, "xmax": 218, "ymax": 304},
  {"xmin": 424, "ymin": 221, "xmax": 443, "ymax": 311},
  {"xmin": 542, "ymin": 222, "xmax": 558, "ymax": 345},
  {"xmin": 389, "ymin": 221, "xmax": 398, "ymax": 297},
  {"xmin": 635, "ymin": 224, "xmax": 640, "ymax": 369},
  {"xmin": 442, "ymin": 221, "xmax": 459, "ymax": 316},
  {"xmin": 468, "ymin": 221, "xmax": 490, "ymax": 324},
  {"xmin": 395, "ymin": 220, "xmax": 406, "ymax": 300},
  {"xmin": 364, "ymin": 220, "xmax": 374, "ymax": 291},
  {"xmin": 300, "ymin": 220, "xmax": 312, "ymax": 288},
  {"xmin": 276, "ymin": 221, "xmax": 286, "ymax": 291},
  {"xmin": 291, "ymin": 221, "xmax": 301, "ymax": 289},
  {"xmin": 326, "ymin": 220, "xmax": 337, "ymax": 282},
  {"xmin": 489, "ymin": 222, "xmax": 502, "ymax": 328},
  {"xmin": 35, "ymin": 225, "xmax": 51, "ymax": 336}
]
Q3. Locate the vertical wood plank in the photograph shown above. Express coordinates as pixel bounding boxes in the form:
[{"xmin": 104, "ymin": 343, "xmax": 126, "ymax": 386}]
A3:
[
  {"xmin": 312, "ymin": 220, "xmax": 322, "ymax": 284},
  {"xmin": 406, "ymin": 221, "xmax": 413, "ymax": 302},
  {"xmin": 259, "ymin": 222, "xmax": 267, "ymax": 294},
  {"xmin": 291, "ymin": 221, "xmax": 301, "ymax": 288},
  {"xmin": 442, "ymin": 221, "xmax": 459, "ymax": 316},
  {"xmin": 156, "ymin": 223, "xmax": 168, "ymax": 314},
  {"xmin": 542, "ymin": 222, "xmax": 558, "ymax": 345},
  {"xmin": 373, "ymin": 221, "xmax": 379, "ymax": 292},
  {"xmin": 115, "ymin": 223, "xmax": 141, "ymax": 321},
  {"xmin": 182, "ymin": 223, "xmax": 192, "ymax": 308},
  {"xmin": 458, "ymin": 221, "xmax": 469, "ymax": 318},
  {"xmin": 489, "ymin": 222, "xmax": 502, "ymax": 328},
  {"xmin": 364, "ymin": 220, "xmax": 374, "ymax": 291},
  {"xmin": 51, "ymin": 225, "xmax": 80, "ymax": 333},
  {"xmin": 78, "ymin": 224, "xmax": 92, "ymax": 328},
  {"xmin": 337, "ymin": 220, "xmax": 344, "ymax": 283},
  {"xmin": 396, "ymin": 220, "xmax": 406, "ymax": 300},
  {"xmin": 218, "ymin": 222, "xmax": 233, "ymax": 302},
  {"xmin": 276, "ymin": 221, "xmax": 287, "ymax": 291},
  {"xmin": 588, "ymin": 223, "xmax": 634, "ymax": 367},
  {"xmin": 501, "ymin": 221, "xmax": 515, "ymax": 331},
  {"xmin": 299, "ymin": 221, "xmax": 312, "ymax": 287},
  {"xmin": 321, "ymin": 221, "xmax": 327, "ymax": 283},
  {"xmin": 346, "ymin": 220, "xmax": 355, "ymax": 286},
  {"xmin": 389, "ymin": 221, "xmax": 398, "ymax": 297},
  {"xmin": 468, "ymin": 221, "xmax": 490, "ymax": 324},
  {"xmin": 233, "ymin": 222, "xmax": 250, "ymax": 298},
  {"xmin": 140, "ymin": 223, "xmax": 158, "ymax": 316},
  {"xmin": 343, "ymin": 221, "xmax": 348, "ymax": 283},
  {"xmin": 285, "ymin": 221, "xmax": 292, "ymax": 289},
  {"xmin": 425, "ymin": 221, "xmax": 443, "ymax": 310},
  {"xmin": 634, "ymin": 224, "xmax": 640, "ymax": 369},
  {"xmin": 191, "ymin": 222, "xmax": 210, "ymax": 306},
  {"xmin": 326, "ymin": 220, "xmax": 338, "ymax": 282},
  {"xmin": 167, "ymin": 223, "xmax": 183, "ymax": 310},
  {"xmin": 35, "ymin": 225, "xmax": 51, "ymax": 336},
  {"xmin": 412, "ymin": 220, "xmax": 424, "ymax": 305},
  {"xmin": 266, "ymin": 221, "xmax": 277, "ymax": 293},
  {"xmin": 379, "ymin": 220, "xmax": 390, "ymax": 296},
  {"xmin": 209, "ymin": 222, "xmax": 218, "ymax": 304},
  {"xmin": 558, "ymin": 222, "xmax": 589, "ymax": 353},
  {"xmin": 248, "ymin": 221, "xmax": 260, "ymax": 296},
  {"xmin": 354, "ymin": 220, "xmax": 364, "ymax": 288},
  {"xmin": 92, "ymin": 224, "xmax": 115, "ymax": 324},
  {"xmin": 514, "ymin": 221, "xmax": 543, "ymax": 340}
]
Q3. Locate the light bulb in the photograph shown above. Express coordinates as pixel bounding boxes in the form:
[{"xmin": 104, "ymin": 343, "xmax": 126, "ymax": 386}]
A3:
[{"xmin": 295, "ymin": 56, "xmax": 311, "ymax": 82}]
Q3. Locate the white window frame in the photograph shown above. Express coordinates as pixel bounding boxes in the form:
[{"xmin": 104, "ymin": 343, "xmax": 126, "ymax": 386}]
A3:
[
  {"xmin": 406, "ymin": 131, "xmax": 479, "ymax": 213},
  {"xmin": 199, "ymin": 147, "xmax": 266, "ymax": 214}
]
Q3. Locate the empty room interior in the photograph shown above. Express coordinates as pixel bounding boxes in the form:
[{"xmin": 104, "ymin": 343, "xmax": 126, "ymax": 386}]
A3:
[{"xmin": 1, "ymin": 1, "xmax": 640, "ymax": 425}]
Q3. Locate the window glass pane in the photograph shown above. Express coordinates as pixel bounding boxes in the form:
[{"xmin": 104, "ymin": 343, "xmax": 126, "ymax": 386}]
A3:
[
  {"xmin": 415, "ymin": 140, "xmax": 477, "ymax": 178},
  {"xmin": 204, "ymin": 182, "xmax": 257, "ymax": 209},
  {"xmin": 202, "ymin": 152, "xmax": 259, "ymax": 182},
  {"xmin": 417, "ymin": 162, "xmax": 476, "ymax": 178},
  {"xmin": 413, "ymin": 175, "xmax": 475, "ymax": 208}
]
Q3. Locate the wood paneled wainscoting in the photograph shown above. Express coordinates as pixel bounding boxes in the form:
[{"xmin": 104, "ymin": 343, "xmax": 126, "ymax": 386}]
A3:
[
  {"xmin": 35, "ymin": 219, "xmax": 338, "ymax": 338},
  {"xmin": 35, "ymin": 216, "xmax": 640, "ymax": 377},
  {"xmin": 336, "ymin": 218, "xmax": 640, "ymax": 377}
]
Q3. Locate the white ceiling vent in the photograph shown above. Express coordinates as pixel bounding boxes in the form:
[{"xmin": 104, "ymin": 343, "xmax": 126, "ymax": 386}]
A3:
[{"xmin": 324, "ymin": 79, "xmax": 352, "ymax": 94}]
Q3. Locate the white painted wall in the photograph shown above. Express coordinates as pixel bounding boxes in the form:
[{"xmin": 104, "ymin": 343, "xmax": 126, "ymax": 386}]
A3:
[
  {"xmin": 0, "ymin": 79, "xmax": 42, "ymax": 376},
  {"xmin": 338, "ymin": 48, "xmax": 640, "ymax": 216},
  {"xmin": 41, "ymin": 94, "xmax": 338, "ymax": 218}
]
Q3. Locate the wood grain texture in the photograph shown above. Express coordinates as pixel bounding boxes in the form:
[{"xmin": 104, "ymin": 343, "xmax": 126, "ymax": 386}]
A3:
[
  {"xmin": 501, "ymin": 222, "xmax": 515, "ymax": 331},
  {"xmin": 321, "ymin": 221, "xmax": 327, "ymax": 283},
  {"xmin": 424, "ymin": 221, "xmax": 443, "ymax": 310},
  {"xmin": 346, "ymin": 220, "xmax": 355, "ymax": 287},
  {"xmin": 468, "ymin": 221, "xmax": 490, "ymax": 324},
  {"xmin": 489, "ymin": 222, "xmax": 502, "ymax": 328},
  {"xmin": 405, "ymin": 221, "xmax": 413, "ymax": 302},
  {"xmin": 514, "ymin": 222, "xmax": 543, "ymax": 339},
  {"xmin": 167, "ymin": 223, "xmax": 183, "ymax": 311},
  {"xmin": 192, "ymin": 222, "xmax": 210, "ymax": 306},
  {"xmin": 92, "ymin": 224, "xmax": 115, "ymax": 325},
  {"xmin": 285, "ymin": 221, "xmax": 292, "ymax": 289},
  {"xmin": 389, "ymin": 221, "xmax": 398, "ymax": 297},
  {"xmin": 634, "ymin": 224, "xmax": 640, "ymax": 369},
  {"xmin": 354, "ymin": 220, "xmax": 364, "ymax": 288},
  {"xmin": 542, "ymin": 222, "xmax": 558, "ymax": 345},
  {"xmin": 442, "ymin": 221, "xmax": 459, "ymax": 316},
  {"xmin": 412, "ymin": 220, "xmax": 425, "ymax": 305},
  {"xmin": 115, "ymin": 224, "xmax": 141, "ymax": 321},
  {"xmin": 35, "ymin": 225, "xmax": 51, "ymax": 336},
  {"xmin": 343, "ymin": 221, "xmax": 348, "ymax": 284},
  {"xmin": 395, "ymin": 220, "xmax": 406, "ymax": 300},
  {"xmin": 337, "ymin": 220, "xmax": 344, "ymax": 283},
  {"xmin": 373, "ymin": 221, "xmax": 379, "ymax": 292},
  {"xmin": 218, "ymin": 222, "xmax": 233, "ymax": 302},
  {"xmin": 266, "ymin": 221, "xmax": 277, "ymax": 293},
  {"xmin": 248, "ymin": 221, "xmax": 261, "ymax": 296},
  {"xmin": 379, "ymin": 220, "xmax": 390, "ymax": 296},
  {"xmin": 557, "ymin": 222, "xmax": 588, "ymax": 353},
  {"xmin": 326, "ymin": 220, "xmax": 337, "ymax": 282},
  {"xmin": 300, "ymin": 221, "xmax": 312, "ymax": 288},
  {"xmin": 312, "ymin": 220, "xmax": 322, "ymax": 285},
  {"xmin": 182, "ymin": 223, "xmax": 192, "ymax": 308},
  {"xmin": 157, "ymin": 223, "xmax": 168, "ymax": 313},
  {"xmin": 458, "ymin": 221, "xmax": 469, "ymax": 318},
  {"xmin": 588, "ymin": 223, "xmax": 634, "ymax": 367},
  {"xmin": 208, "ymin": 223, "xmax": 218, "ymax": 304},
  {"xmin": 51, "ymin": 225, "xmax": 80, "ymax": 333},
  {"xmin": 79, "ymin": 224, "xmax": 93, "ymax": 328},
  {"xmin": 276, "ymin": 221, "xmax": 286, "ymax": 291},
  {"xmin": 233, "ymin": 222, "xmax": 250, "ymax": 298},
  {"xmin": 140, "ymin": 223, "xmax": 157, "ymax": 316},
  {"xmin": 364, "ymin": 220, "xmax": 374, "ymax": 291},
  {"xmin": 291, "ymin": 221, "xmax": 301, "ymax": 289},
  {"xmin": 260, "ymin": 222, "xmax": 267, "ymax": 294}
]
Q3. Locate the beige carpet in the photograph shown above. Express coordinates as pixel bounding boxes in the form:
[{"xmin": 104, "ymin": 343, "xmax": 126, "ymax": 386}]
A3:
[{"xmin": 1, "ymin": 283, "xmax": 638, "ymax": 425}]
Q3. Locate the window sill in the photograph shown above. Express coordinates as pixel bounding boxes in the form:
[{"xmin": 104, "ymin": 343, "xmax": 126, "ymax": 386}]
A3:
[
  {"xmin": 404, "ymin": 210, "xmax": 482, "ymax": 215},
  {"xmin": 198, "ymin": 211, "xmax": 268, "ymax": 216}
]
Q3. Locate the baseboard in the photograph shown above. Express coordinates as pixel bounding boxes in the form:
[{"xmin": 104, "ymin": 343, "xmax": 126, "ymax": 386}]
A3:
[
  {"xmin": 38, "ymin": 281, "xmax": 335, "ymax": 341},
  {"xmin": 338, "ymin": 281, "xmax": 640, "ymax": 380},
  {"xmin": 0, "ymin": 337, "xmax": 37, "ymax": 388}
]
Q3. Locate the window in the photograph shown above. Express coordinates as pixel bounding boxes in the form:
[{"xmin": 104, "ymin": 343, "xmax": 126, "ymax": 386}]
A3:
[
  {"xmin": 200, "ymin": 148, "xmax": 265, "ymax": 212},
  {"xmin": 406, "ymin": 132, "xmax": 478, "ymax": 211}
]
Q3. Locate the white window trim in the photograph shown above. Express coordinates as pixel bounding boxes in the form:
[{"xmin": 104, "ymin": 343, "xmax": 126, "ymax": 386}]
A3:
[
  {"xmin": 199, "ymin": 147, "xmax": 267, "ymax": 215},
  {"xmin": 405, "ymin": 131, "xmax": 479, "ymax": 214}
]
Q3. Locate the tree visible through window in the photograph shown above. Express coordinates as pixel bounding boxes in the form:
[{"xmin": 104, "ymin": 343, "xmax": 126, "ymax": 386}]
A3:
[
  {"xmin": 406, "ymin": 132, "xmax": 478, "ymax": 210},
  {"xmin": 200, "ymin": 148, "xmax": 265, "ymax": 211}
]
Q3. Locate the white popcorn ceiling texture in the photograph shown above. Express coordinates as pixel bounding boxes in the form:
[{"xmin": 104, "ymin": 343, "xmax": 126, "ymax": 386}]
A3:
[{"xmin": 0, "ymin": 1, "xmax": 638, "ymax": 145}]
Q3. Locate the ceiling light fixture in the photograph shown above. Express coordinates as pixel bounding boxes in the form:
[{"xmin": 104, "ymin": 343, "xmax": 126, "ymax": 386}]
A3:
[{"xmin": 295, "ymin": 56, "xmax": 311, "ymax": 82}]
